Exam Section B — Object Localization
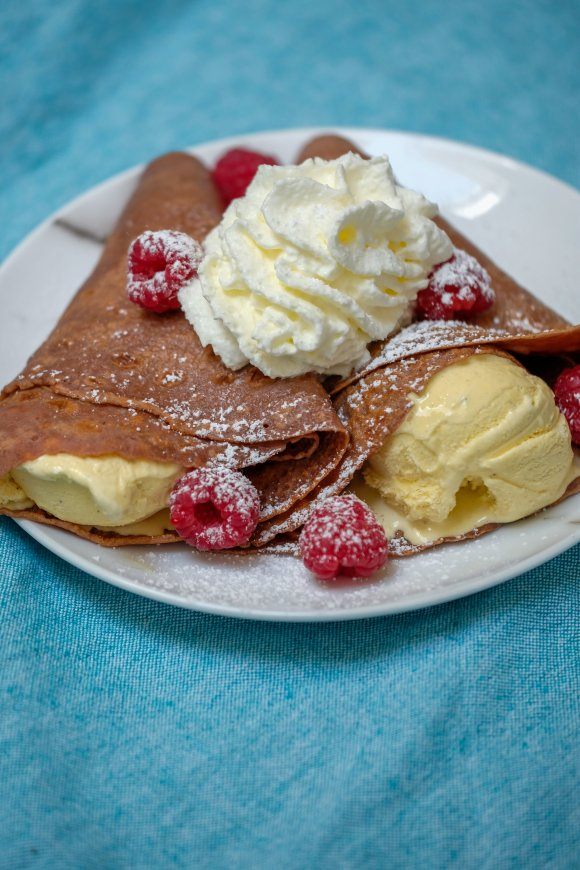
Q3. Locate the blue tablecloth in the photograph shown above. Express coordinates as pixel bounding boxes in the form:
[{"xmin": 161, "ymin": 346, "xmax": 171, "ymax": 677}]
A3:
[{"xmin": 1, "ymin": 1, "xmax": 579, "ymax": 866}]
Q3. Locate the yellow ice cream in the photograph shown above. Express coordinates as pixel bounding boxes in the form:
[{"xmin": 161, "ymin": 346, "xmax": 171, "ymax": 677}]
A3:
[
  {"xmin": 1, "ymin": 454, "xmax": 182, "ymax": 527},
  {"xmin": 97, "ymin": 509, "xmax": 174, "ymax": 536},
  {"xmin": 0, "ymin": 474, "xmax": 34, "ymax": 511},
  {"xmin": 358, "ymin": 354, "xmax": 577, "ymax": 545}
]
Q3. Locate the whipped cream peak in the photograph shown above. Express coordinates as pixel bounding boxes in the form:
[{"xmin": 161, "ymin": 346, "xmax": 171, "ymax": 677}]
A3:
[{"xmin": 180, "ymin": 153, "xmax": 453, "ymax": 378}]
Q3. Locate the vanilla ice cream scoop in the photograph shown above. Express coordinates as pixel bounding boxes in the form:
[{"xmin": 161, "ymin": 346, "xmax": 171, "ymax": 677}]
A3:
[
  {"xmin": 359, "ymin": 353, "xmax": 577, "ymax": 545},
  {"xmin": 8, "ymin": 454, "xmax": 182, "ymax": 527},
  {"xmin": 0, "ymin": 474, "xmax": 34, "ymax": 511},
  {"xmin": 180, "ymin": 153, "xmax": 452, "ymax": 378}
]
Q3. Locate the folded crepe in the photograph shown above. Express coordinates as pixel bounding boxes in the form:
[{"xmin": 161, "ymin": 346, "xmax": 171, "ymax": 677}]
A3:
[
  {"xmin": 0, "ymin": 152, "xmax": 348, "ymax": 545},
  {"xmin": 253, "ymin": 135, "xmax": 579, "ymax": 553}
]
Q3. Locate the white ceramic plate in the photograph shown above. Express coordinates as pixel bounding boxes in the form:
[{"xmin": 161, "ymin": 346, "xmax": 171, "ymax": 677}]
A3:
[{"xmin": 1, "ymin": 127, "xmax": 579, "ymax": 620}]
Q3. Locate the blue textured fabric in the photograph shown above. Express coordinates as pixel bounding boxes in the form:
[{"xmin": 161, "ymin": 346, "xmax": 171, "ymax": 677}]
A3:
[{"xmin": 1, "ymin": 1, "xmax": 579, "ymax": 866}]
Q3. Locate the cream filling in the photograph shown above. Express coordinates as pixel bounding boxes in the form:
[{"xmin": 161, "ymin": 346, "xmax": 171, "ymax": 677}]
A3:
[
  {"xmin": 0, "ymin": 474, "xmax": 34, "ymax": 511},
  {"xmin": 95, "ymin": 509, "xmax": 174, "ymax": 537},
  {"xmin": 1, "ymin": 454, "xmax": 182, "ymax": 527},
  {"xmin": 358, "ymin": 355, "xmax": 578, "ymax": 545}
]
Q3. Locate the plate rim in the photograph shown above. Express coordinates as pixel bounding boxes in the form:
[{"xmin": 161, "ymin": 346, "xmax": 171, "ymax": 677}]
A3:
[
  {"xmin": 3, "ymin": 125, "xmax": 579, "ymax": 621},
  {"xmin": 15, "ymin": 517, "xmax": 580, "ymax": 621}
]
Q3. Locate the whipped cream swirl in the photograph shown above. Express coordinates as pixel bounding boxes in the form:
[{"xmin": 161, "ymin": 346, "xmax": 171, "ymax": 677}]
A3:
[{"xmin": 180, "ymin": 153, "xmax": 452, "ymax": 378}]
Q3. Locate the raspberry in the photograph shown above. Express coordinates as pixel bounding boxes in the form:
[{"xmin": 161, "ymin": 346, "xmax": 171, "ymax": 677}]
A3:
[
  {"xmin": 417, "ymin": 248, "xmax": 495, "ymax": 320},
  {"xmin": 554, "ymin": 365, "xmax": 580, "ymax": 445},
  {"xmin": 212, "ymin": 148, "xmax": 279, "ymax": 205},
  {"xmin": 169, "ymin": 467, "xmax": 260, "ymax": 551},
  {"xmin": 299, "ymin": 494, "xmax": 389, "ymax": 580},
  {"xmin": 127, "ymin": 230, "xmax": 202, "ymax": 313}
]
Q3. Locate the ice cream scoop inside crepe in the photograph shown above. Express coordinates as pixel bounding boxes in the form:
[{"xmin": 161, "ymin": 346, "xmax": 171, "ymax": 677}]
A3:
[
  {"xmin": 256, "ymin": 134, "xmax": 578, "ymax": 556},
  {"xmin": 0, "ymin": 152, "xmax": 348, "ymax": 545},
  {"xmin": 353, "ymin": 353, "xmax": 579, "ymax": 553}
]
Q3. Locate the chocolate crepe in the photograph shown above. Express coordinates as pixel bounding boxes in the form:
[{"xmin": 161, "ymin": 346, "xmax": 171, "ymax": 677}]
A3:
[
  {"xmin": 0, "ymin": 152, "xmax": 348, "ymax": 544},
  {"xmin": 255, "ymin": 134, "xmax": 578, "ymax": 556}
]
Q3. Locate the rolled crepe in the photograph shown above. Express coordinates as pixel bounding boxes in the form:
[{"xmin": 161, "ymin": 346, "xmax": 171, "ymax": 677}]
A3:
[
  {"xmin": 254, "ymin": 134, "xmax": 580, "ymax": 552},
  {"xmin": 0, "ymin": 152, "xmax": 348, "ymax": 545}
]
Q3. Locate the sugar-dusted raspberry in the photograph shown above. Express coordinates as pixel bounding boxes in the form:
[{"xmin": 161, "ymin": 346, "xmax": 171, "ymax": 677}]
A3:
[
  {"xmin": 554, "ymin": 365, "xmax": 580, "ymax": 445},
  {"xmin": 169, "ymin": 467, "xmax": 260, "ymax": 551},
  {"xmin": 417, "ymin": 248, "xmax": 495, "ymax": 320},
  {"xmin": 212, "ymin": 148, "xmax": 279, "ymax": 205},
  {"xmin": 127, "ymin": 230, "xmax": 202, "ymax": 313},
  {"xmin": 299, "ymin": 494, "xmax": 389, "ymax": 580}
]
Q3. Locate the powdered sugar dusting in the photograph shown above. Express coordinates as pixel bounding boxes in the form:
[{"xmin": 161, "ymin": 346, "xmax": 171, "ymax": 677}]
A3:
[
  {"xmin": 554, "ymin": 366, "xmax": 580, "ymax": 443},
  {"xmin": 161, "ymin": 371, "xmax": 184, "ymax": 385},
  {"xmin": 346, "ymin": 320, "xmax": 510, "ymax": 383},
  {"xmin": 169, "ymin": 466, "xmax": 260, "ymax": 550},
  {"xmin": 253, "ymin": 445, "xmax": 367, "ymax": 546},
  {"xmin": 299, "ymin": 494, "xmax": 389, "ymax": 579},
  {"xmin": 163, "ymin": 397, "xmax": 272, "ymax": 441},
  {"xmin": 127, "ymin": 230, "xmax": 203, "ymax": 313},
  {"xmin": 103, "ymin": 493, "xmax": 580, "ymax": 617},
  {"xmin": 429, "ymin": 248, "xmax": 494, "ymax": 304},
  {"xmin": 136, "ymin": 229, "xmax": 202, "ymax": 264},
  {"xmin": 207, "ymin": 441, "xmax": 285, "ymax": 470}
]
